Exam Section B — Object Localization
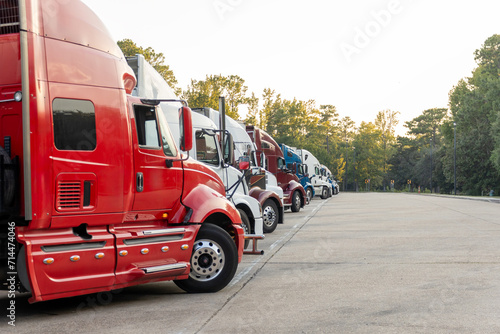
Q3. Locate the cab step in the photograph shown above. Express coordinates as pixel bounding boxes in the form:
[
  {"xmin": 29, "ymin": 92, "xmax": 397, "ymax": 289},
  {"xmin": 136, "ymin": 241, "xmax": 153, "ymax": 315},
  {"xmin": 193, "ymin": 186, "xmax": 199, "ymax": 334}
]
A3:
[{"xmin": 244, "ymin": 234, "xmax": 265, "ymax": 255}]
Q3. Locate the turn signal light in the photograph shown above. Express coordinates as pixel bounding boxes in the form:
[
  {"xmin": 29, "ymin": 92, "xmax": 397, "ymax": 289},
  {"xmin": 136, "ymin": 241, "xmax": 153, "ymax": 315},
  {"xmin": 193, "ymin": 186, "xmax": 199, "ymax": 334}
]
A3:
[
  {"xmin": 141, "ymin": 248, "xmax": 149, "ymax": 255},
  {"xmin": 119, "ymin": 250, "xmax": 128, "ymax": 257},
  {"xmin": 70, "ymin": 255, "xmax": 80, "ymax": 262},
  {"xmin": 95, "ymin": 253, "xmax": 105, "ymax": 259},
  {"xmin": 43, "ymin": 258, "xmax": 54, "ymax": 265}
]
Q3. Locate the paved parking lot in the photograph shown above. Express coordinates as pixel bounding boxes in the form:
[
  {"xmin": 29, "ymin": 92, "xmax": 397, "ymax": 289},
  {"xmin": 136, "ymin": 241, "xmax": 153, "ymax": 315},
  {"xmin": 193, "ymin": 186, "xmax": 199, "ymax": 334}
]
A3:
[{"xmin": 2, "ymin": 192, "xmax": 500, "ymax": 333}]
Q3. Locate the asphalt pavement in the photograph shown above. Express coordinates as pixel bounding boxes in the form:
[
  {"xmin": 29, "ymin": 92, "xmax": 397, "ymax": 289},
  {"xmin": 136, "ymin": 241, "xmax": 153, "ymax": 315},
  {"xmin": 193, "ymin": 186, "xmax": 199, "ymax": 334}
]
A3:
[{"xmin": 2, "ymin": 192, "xmax": 500, "ymax": 333}]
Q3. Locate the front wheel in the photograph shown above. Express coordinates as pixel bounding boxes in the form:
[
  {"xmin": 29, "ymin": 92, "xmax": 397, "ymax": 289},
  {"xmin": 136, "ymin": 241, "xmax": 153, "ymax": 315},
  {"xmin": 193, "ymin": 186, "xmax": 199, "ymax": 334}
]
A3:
[
  {"xmin": 238, "ymin": 208, "xmax": 251, "ymax": 249},
  {"xmin": 306, "ymin": 188, "xmax": 313, "ymax": 203},
  {"xmin": 262, "ymin": 199, "xmax": 279, "ymax": 233},
  {"xmin": 291, "ymin": 190, "xmax": 301, "ymax": 212},
  {"xmin": 174, "ymin": 224, "xmax": 238, "ymax": 293},
  {"xmin": 321, "ymin": 186, "xmax": 328, "ymax": 199}
]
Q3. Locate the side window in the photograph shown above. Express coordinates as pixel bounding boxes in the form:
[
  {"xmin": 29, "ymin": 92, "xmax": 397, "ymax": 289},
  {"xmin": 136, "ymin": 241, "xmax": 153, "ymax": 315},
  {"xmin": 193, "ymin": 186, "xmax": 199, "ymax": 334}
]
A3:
[
  {"xmin": 315, "ymin": 166, "xmax": 320, "ymax": 175},
  {"xmin": 298, "ymin": 165, "xmax": 304, "ymax": 175},
  {"xmin": 195, "ymin": 130, "xmax": 219, "ymax": 166},
  {"xmin": 53, "ymin": 98, "xmax": 96, "ymax": 151},
  {"xmin": 134, "ymin": 105, "xmax": 160, "ymax": 148},
  {"xmin": 277, "ymin": 157, "xmax": 285, "ymax": 169}
]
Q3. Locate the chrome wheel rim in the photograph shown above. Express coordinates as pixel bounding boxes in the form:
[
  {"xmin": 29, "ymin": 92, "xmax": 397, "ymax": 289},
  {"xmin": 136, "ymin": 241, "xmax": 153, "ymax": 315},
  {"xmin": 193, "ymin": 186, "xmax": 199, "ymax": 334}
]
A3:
[
  {"xmin": 189, "ymin": 239, "xmax": 225, "ymax": 282},
  {"xmin": 263, "ymin": 205, "xmax": 277, "ymax": 227},
  {"xmin": 294, "ymin": 192, "xmax": 301, "ymax": 208}
]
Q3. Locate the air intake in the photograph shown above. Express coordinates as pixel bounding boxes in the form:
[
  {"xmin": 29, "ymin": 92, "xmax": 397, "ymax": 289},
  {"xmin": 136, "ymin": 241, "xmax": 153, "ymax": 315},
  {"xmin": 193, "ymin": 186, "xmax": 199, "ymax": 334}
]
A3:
[{"xmin": 57, "ymin": 181, "xmax": 82, "ymax": 210}]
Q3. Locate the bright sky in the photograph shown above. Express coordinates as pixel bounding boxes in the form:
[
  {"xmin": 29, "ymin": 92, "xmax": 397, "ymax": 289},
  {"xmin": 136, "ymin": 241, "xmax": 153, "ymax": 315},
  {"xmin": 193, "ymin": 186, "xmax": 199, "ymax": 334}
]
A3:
[{"xmin": 81, "ymin": 0, "xmax": 500, "ymax": 135}]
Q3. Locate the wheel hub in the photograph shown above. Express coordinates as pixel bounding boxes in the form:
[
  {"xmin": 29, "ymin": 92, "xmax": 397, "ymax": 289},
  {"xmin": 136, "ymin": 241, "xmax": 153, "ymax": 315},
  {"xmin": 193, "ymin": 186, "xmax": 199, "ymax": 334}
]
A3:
[
  {"xmin": 263, "ymin": 205, "xmax": 277, "ymax": 227},
  {"xmin": 190, "ymin": 240, "xmax": 225, "ymax": 282}
]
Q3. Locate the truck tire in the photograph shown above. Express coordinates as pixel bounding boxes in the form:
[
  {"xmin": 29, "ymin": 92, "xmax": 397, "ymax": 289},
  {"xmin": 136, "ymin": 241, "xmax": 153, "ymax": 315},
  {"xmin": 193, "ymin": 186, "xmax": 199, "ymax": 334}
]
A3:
[
  {"xmin": 291, "ymin": 190, "xmax": 301, "ymax": 212},
  {"xmin": 306, "ymin": 188, "xmax": 313, "ymax": 203},
  {"xmin": 238, "ymin": 208, "xmax": 251, "ymax": 249},
  {"xmin": 262, "ymin": 199, "xmax": 278, "ymax": 233},
  {"xmin": 174, "ymin": 224, "xmax": 238, "ymax": 293},
  {"xmin": 0, "ymin": 146, "xmax": 15, "ymax": 211},
  {"xmin": 321, "ymin": 186, "xmax": 328, "ymax": 199}
]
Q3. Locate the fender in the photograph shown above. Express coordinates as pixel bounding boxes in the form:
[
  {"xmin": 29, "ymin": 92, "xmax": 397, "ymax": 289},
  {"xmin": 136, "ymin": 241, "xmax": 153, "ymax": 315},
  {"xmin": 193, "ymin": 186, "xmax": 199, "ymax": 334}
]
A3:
[
  {"xmin": 249, "ymin": 187, "xmax": 284, "ymax": 224},
  {"xmin": 283, "ymin": 180, "xmax": 307, "ymax": 208},
  {"xmin": 304, "ymin": 183, "xmax": 315, "ymax": 197},
  {"xmin": 180, "ymin": 184, "xmax": 244, "ymax": 261}
]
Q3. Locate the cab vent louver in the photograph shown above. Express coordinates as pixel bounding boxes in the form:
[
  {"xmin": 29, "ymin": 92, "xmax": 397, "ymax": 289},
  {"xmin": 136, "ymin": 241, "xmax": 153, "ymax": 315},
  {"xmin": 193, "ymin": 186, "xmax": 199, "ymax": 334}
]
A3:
[
  {"xmin": 0, "ymin": 0, "xmax": 20, "ymax": 35},
  {"xmin": 57, "ymin": 181, "xmax": 82, "ymax": 209}
]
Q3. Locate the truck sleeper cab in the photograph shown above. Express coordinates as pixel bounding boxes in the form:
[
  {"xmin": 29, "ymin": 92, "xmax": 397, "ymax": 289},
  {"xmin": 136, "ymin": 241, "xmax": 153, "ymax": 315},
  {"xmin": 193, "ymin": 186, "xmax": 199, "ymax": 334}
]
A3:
[{"xmin": 0, "ymin": 0, "xmax": 243, "ymax": 303}]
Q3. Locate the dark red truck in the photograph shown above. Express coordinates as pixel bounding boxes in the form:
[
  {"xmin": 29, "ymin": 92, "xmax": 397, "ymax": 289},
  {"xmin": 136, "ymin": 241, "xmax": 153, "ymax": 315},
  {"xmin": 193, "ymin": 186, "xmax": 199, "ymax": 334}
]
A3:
[{"xmin": 246, "ymin": 126, "xmax": 306, "ymax": 212}]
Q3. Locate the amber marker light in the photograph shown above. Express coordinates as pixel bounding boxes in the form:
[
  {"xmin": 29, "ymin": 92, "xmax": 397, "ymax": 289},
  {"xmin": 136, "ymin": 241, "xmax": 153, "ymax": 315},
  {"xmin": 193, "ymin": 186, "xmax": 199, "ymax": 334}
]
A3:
[
  {"xmin": 70, "ymin": 255, "xmax": 80, "ymax": 262},
  {"xmin": 119, "ymin": 250, "xmax": 128, "ymax": 257},
  {"xmin": 181, "ymin": 244, "xmax": 189, "ymax": 250},
  {"xmin": 141, "ymin": 248, "xmax": 149, "ymax": 255},
  {"xmin": 43, "ymin": 258, "xmax": 54, "ymax": 265},
  {"xmin": 162, "ymin": 212, "xmax": 168, "ymax": 219},
  {"xmin": 161, "ymin": 246, "xmax": 169, "ymax": 252},
  {"xmin": 95, "ymin": 253, "xmax": 105, "ymax": 259}
]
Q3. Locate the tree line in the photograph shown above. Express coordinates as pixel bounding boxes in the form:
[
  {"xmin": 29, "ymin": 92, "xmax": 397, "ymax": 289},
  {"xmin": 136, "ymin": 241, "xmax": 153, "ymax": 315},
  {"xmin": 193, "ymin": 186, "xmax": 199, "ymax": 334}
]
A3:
[{"xmin": 119, "ymin": 35, "xmax": 500, "ymax": 196}]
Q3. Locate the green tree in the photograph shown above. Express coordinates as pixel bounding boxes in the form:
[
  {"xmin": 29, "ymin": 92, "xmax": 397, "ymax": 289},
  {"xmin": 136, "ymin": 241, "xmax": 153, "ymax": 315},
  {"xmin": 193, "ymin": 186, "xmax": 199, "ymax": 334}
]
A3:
[
  {"xmin": 353, "ymin": 122, "xmax": 384, "ymax": 189},
  {"xmin": 338, "ymin": 117, "xmax": 356, "ymax": 190},
  {"xmin": 184, "ymin": 74, "xmax": 250, "ymax": 119},
  {"xmin": 388, "ymin": 136, "xmax": 420, "ymax": 191},
  {"xmin": 447, "ymin": 34, "xmax": 500, "ymax": 195},
  {"xmin": 244, "ymin": 92, "xmax": 259, "ymax": 126},
  {"xmin": 375, "ymin": 110, "xmax": 400, "ymax": 189},
  {"xmin": 117, "ymin": 39, "xmax": 181, "ymax": 95},
  {"xmin": 402, "ymin": 108, "xmax": 448, "ymax": 192}
]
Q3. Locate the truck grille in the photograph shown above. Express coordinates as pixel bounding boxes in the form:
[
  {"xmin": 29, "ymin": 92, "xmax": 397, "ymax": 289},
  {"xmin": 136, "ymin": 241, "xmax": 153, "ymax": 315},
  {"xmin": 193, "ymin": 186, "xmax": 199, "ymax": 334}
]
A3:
[
  {"xmin": 0, "ymin": 0, "xmax": 20, "ymax": 35},
  {"xmin": 57, "ymin": 181, "xmax": 82, "ymax": 209}
]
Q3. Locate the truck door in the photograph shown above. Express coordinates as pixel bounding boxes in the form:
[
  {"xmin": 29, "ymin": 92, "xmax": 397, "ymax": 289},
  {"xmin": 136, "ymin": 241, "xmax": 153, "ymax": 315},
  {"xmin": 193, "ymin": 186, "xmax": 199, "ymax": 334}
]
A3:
[{"xmin": 131, "ymin": 104, "xmax": 182, "ymax": 211}]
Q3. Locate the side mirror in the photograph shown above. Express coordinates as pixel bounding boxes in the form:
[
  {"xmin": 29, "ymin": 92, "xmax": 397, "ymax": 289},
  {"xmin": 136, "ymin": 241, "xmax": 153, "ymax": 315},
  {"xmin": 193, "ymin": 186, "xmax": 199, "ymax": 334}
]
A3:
[
  {"xmin": 292, "ymin": 162, "xmax": 297, "ymax": 174},
  {"xmin": 179, "ymin": 106, "xmax": 193, "ymax": 151},
  {"xmin": 224, "ymin": 132, "xmax": 234, "ymax": 165}
]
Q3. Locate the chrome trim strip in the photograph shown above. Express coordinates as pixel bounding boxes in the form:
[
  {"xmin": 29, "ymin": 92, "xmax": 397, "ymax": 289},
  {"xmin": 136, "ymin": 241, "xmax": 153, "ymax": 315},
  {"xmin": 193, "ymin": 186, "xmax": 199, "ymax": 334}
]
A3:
[
  {"xmin": 41, "ymin": 241, "xmax": 107, "ymax": 253},
  {"xmin": 143, "ymin": 263, "xmax": 187, "ymax": 274},
  {"xmin": 143, "ymin": 228, "xmax": 185, "ymax": 235},
  {"xmin": 123, "ymin": 234, "xmax": 183, "ymax": 245}
]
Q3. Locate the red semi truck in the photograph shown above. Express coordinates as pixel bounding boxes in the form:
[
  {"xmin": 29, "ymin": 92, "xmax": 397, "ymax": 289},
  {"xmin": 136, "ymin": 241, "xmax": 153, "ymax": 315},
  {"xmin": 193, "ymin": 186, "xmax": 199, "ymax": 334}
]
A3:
[
  {"xmin": 246, "ymin": 126, "xmax": 307, "ymax": 212},
  {"xmin": 0, "ymin": 0, "xmax": 244, "ymax": 303}
]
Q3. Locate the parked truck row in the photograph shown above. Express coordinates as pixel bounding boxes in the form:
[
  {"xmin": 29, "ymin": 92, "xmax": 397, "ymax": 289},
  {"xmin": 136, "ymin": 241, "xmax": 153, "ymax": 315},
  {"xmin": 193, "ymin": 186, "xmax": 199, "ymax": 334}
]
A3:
[{"xmin": 0, "ymin": 0, "xmax": 339, "ymax": 304}]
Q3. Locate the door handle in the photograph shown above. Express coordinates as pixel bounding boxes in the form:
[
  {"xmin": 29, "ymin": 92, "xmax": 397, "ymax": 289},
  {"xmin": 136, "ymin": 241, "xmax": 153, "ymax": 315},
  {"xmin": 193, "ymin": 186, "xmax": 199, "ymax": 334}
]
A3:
[{"xmin": 136, "ymin": 172, "xmax": 144, "ymax": 192}]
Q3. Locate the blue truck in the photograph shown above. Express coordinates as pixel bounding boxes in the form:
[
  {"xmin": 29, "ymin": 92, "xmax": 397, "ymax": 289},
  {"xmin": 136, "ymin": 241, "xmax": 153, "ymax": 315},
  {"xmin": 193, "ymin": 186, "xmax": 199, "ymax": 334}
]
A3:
[{"xmin": 279, "ymin": 144, "xmax": 315, "ymax": 203}]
